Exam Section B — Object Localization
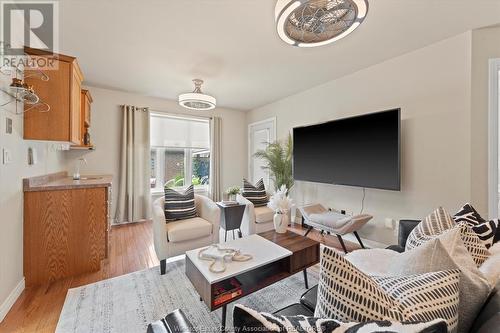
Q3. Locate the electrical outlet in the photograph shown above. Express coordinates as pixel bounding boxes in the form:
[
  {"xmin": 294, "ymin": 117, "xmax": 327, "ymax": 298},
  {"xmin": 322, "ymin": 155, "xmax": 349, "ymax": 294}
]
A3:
[
  {"xmin": 2, "ymin": 148, "xmax": 12, "ymax": 164},
  {"xmin": 385, "ymin": 218, "xmax": 395, "ymax": 229}
]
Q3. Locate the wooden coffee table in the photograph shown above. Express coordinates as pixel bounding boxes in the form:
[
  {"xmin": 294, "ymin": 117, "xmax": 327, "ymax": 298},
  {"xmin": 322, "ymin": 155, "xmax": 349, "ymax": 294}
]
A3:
[{"xmin": 185, "ymin": 230, "xmax": 320, "ymax": 331}]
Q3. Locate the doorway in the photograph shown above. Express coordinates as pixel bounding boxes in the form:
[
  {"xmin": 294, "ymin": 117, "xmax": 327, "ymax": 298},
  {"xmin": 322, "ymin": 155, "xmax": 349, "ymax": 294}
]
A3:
[
  {"xmin": 488, "ymin": 59, "xmax": 500, "ymax": 219},
  {"xmin": 248, "ymin": 117, "xmax": 276, "ymax": 189}
]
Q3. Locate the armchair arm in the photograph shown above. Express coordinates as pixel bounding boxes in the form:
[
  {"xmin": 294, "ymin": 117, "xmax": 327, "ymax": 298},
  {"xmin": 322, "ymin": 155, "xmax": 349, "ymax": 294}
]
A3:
[
  {"xmin": 152, "ymin": 197, "xmax": 168, "ymax": 261},
  {"xmin": 236, "ymin": 194, "xmax": 256, "ymax": 236},
  {"xmin": 195, "ymin": 194, "xmax": 220, "ymax": 243}
]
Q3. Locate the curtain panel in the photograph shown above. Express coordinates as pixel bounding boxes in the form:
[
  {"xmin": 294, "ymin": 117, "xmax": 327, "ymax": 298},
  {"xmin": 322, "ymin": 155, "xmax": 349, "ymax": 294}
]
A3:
[
  {"xmin": 116, "ymin": 105, "xmax": 151, "ymax": 224},
  {"xmin": 209, "ymin": 116, "xmax": 222, "ymax": 202}
]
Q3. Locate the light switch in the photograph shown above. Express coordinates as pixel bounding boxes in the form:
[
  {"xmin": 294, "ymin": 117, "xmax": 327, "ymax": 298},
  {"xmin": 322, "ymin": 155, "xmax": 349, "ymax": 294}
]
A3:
[{"xmin": 2, "ymin": 148, "xmax": 12, "ymax": 164}]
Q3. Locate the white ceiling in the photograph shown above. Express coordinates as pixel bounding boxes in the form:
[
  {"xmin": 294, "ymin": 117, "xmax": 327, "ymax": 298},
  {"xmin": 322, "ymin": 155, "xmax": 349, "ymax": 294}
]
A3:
[{"xmin": 58, "ymin": 0, "xmax": 500, "ymax": 111}]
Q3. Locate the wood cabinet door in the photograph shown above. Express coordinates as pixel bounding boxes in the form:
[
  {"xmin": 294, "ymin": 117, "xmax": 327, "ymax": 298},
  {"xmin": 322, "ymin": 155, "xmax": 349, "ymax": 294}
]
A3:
[
  {"xmin": 70, "ymin": 66, "xmax": 82, "ymax": 144},
  {"xmin": 24, "ymin": 58, "xmax": 71, "ymax": 141}
]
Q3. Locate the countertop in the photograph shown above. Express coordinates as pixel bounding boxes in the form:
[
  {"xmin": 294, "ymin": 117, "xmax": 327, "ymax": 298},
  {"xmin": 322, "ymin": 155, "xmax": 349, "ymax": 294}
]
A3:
[{"xmin": 23, "ymin": 171, "xmax": 112, "ymax": 192}]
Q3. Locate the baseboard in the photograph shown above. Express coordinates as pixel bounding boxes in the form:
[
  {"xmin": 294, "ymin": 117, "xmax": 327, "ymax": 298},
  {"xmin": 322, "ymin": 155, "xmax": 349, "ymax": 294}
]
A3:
[{"xmin": 0, "ymin": 277, "xmax": 25, "ymax": 323}]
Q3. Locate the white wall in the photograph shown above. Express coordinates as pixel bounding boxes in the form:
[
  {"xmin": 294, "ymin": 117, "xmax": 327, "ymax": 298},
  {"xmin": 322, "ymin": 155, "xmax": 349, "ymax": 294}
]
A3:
[
  {"xmin": 247, "ymin": 33, "xmax": 473, "ymax": 245},
  {"xmin": 63, "ymin": 87, "xmax": 247, "ymax": 221},
  {"xmin": 0, "ymin": 76, "xmax": 66, "ymax": 320}
]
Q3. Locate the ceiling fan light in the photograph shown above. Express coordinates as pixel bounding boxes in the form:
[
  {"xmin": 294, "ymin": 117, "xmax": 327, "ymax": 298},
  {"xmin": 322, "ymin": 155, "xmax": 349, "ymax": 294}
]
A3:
[
  {"xmin": 178, "ymin": 92, "xmax": 216, "ymax": 111},
  {"xmin": 275, "ymin": 0, "xmax": 369, "ymax": 48},
  {"xmin": 178, "ymin": 79, "xmax": 216, "ymax": 111}
]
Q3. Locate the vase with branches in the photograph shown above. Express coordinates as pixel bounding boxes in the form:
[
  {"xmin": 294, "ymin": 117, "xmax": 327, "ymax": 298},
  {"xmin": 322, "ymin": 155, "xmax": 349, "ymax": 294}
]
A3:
[{"xmin": 254, "ymin": 134, "xmax": 294, "ymax": 193}]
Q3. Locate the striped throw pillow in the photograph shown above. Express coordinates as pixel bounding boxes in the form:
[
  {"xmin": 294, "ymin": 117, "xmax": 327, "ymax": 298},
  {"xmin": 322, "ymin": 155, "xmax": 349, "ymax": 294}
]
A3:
[
  {"xmin": 164, "ymin": 185, "xmax": 197, "ymax": 222},
  {"xmin": 242, "ymin": 178, "xmax": 268, "ymax": 207},
  {"xmin": 315, "ymin": 247, "xmax": 460, "ymax": 332},
  {"xmin": 406, "ymin": 207, "xmax": 491, "ymax": 266},
  {"xmin": 233, "ymin": 304, "xmax": 448, "ymax": 333},
  {"xmin": 454, "ymin": 203, "xmax": 498, "ymax": 249}
]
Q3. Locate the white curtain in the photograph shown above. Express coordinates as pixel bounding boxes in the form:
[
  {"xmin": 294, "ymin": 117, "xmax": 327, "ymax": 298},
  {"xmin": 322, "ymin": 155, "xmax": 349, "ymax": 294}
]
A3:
[
  {"xmin": 116, "ymin": 105, "xmax": 151, "ymax": 224},
  {"xmin": 209, "ymin": 116, "xmax": 222, "ymax": 201}
]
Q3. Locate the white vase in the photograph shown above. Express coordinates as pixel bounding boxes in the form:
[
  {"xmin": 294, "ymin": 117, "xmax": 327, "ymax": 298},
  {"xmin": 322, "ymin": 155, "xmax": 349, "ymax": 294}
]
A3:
[
  {"xmin": 274, "ymin": 213, "xmax": 287, "ymax": 233},
  {"xmin": 290, "ymin": 204, "xmax": 296, "ymax": 224}
]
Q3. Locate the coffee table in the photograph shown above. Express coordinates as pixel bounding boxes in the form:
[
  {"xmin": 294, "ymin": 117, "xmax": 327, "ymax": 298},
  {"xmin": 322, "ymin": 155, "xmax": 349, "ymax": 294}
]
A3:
[{"xmin": 185, "ymin": 230, "xmax": 320, "ymax": 331}]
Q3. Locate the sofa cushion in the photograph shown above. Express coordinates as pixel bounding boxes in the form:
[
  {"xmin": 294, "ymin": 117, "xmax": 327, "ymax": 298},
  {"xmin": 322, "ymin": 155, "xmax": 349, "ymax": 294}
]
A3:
[
  {"xmin": 315, "ymin": 246, "xmax": 460, "ymax": 332},
  {"xmin": 166, "ymin": 217, "xmax": 212, "ymax": 243},
  {"xmin": 454, "ymin": 203, "xmax": 498, "ymax": 249},
  {"xmin": 242, "ymin": 178, "xmax": 268, "ymax": 207},
  {"xmin": 164, "ymin": 185, "xmax": 197, "ymax": 222},
  {"xmin": 254, "ymin": 206, "xmax": 274, "ymax": 223},
  {"xmin": 234, "ymin": 304, "xmax": 448, "ymax": 333}
]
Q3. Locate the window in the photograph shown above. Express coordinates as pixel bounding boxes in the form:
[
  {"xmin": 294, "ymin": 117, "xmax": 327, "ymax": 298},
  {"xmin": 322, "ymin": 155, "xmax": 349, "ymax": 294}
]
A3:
[{"xmin": 150, "ymin": 114, "xmax": 210, "ymax": 193}]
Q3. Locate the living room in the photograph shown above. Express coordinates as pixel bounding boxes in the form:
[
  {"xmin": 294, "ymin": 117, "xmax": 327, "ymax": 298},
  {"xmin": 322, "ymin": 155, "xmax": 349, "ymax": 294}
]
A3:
[{"xmin": 0, "ymin": 1, "xmax": 499, "ymax": 332}]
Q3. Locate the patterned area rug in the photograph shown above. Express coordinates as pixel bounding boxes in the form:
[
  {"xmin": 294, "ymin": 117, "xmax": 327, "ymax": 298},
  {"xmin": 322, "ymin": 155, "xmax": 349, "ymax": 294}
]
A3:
[{"xmin": 56, "ymin": 258, "xmax": 318, "ymax": 333}]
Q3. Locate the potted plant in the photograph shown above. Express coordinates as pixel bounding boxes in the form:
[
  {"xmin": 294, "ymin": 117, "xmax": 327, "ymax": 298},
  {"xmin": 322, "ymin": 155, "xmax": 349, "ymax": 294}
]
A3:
[
  {"xmin": 267, "ymin": 185, "xmax": 293, "ymax": 233},
  {"xmin": 254, "ymin": 134, "xmax": 293, "ymax": 192},
  {"xmin": 255, "ymin": 134, "xmax": 296, "ymax": 222},
  {"xmin": 225, "ymin": 186, "xmax": 240, "ymax": 201}
]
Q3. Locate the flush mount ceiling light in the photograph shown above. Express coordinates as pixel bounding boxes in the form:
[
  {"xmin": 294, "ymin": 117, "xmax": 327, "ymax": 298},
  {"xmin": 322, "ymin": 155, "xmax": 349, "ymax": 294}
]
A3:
[
  {"xmin": 275, "ymin": 0, "xmax": 368, "ymax": 48},
  {"xmin": 178, "ymin": 79, "xmax": 216, "ymax": 111}
]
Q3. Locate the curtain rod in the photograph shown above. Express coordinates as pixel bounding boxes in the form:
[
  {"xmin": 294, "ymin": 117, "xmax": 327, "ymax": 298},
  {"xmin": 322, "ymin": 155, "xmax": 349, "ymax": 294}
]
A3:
[{"xmin": 119, "ymin": 105, "xmax": 213, "ymax": 120}]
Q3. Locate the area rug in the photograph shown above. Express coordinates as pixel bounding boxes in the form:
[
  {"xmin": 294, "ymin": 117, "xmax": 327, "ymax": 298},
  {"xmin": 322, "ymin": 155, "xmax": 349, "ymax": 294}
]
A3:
[{"xmin": 56, "ymin": 258, "xmax": 318, "ymax": 333}]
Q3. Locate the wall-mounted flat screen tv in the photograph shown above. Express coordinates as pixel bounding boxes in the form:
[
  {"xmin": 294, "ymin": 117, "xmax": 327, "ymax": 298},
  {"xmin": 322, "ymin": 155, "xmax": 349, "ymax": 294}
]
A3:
[{"xmin": 292, "ymin": 109, "xmax": 401, "ymax": 191}]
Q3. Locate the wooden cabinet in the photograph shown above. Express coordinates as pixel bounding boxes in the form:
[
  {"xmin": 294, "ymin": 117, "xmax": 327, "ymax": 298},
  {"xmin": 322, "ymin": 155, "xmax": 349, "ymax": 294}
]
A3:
[
  {"xmin": 23, "ymin": 47, "xmax": 84, "ymax": 144},
  {"xmin": 24, "ymin": 187, "xmax": 109, "ymax": 287},
  {"xmin": 77, "ymin": 89, "xmax": 93, "ymax": 147}
]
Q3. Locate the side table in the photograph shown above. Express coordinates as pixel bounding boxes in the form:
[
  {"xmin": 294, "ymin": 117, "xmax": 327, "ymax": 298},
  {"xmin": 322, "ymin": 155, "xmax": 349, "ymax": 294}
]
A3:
[{"xmin": 216, "ymin": 202, "xmax": 246, "ymax": 241}]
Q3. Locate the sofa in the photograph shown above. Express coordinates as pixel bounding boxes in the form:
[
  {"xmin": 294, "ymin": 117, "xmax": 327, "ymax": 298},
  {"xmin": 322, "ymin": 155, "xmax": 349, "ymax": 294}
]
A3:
[
  {"xmin": 272, "ymin": 220, "xmax": 500, "ymax": 333},
  {"xmin": 152, "ymin": 195, "xmax": 220, "ymax": 275},
  {"xmin": 236, "ymin": 193, "xmax": 275, "ymax": 236}
]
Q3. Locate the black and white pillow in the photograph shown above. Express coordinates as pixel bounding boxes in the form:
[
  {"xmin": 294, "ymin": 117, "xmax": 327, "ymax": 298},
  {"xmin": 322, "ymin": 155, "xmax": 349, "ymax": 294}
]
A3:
[
  {"xmin": 164, "ymin": 185, "xmax": 197, "ymax": 222},
  {"xmin": 242, "ymin": 178, "xmax": 268, "ymax": 207},
  {"xmin": 315, "ymin": 246, "xmax": 460, "ymax": 332},
  {"xmin": 454, "ymin": 203, "xmax": 498, "ymax": 249},
  {"xmin": 405, "ymin": 207, "xmax": 490, "ymax": 266},
  {"xmin": 233, "ymin": 304, "xmax": 448, "ymax": 333}
]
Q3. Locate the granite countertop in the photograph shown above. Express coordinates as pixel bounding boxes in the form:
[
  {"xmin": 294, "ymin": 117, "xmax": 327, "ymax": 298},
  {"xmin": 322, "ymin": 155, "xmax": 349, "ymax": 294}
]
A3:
[{"xmin": 24, "ymin": 171, "xmax": 112, "ymax": 192}]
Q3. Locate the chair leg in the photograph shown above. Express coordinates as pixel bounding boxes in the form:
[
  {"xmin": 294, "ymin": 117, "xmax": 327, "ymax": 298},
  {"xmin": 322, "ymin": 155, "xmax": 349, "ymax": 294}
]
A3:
[
  {"xmin": 336, "ymin": 234, "xmax": 348, "ymax": 253},
  {"xmin": 320, "ymin": 230, "xmax": 324, "ymax": 235},
  {"xmin": 160, "ymin": 259, "xmax": 166, "ymax": 275},
  {"xmin": 304, "ymin": 226, "xmax": 313, "ymax": 237},
  {"xmin": 353, "ymin": 231, "xmax": 365, "ymax": 249}
]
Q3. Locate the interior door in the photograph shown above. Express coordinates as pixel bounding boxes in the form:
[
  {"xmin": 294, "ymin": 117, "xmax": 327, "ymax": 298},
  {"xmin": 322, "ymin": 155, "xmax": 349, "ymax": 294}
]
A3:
[{"xmin": 248, "ymin": 118, "xmax": 276, "ymax": 189}]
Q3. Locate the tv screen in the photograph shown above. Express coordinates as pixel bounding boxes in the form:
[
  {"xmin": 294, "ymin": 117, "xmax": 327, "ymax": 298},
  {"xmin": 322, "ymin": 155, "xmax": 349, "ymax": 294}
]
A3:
[{"xmin": 292, "ymin": 109, "xmax": 401, "ymax": 190}]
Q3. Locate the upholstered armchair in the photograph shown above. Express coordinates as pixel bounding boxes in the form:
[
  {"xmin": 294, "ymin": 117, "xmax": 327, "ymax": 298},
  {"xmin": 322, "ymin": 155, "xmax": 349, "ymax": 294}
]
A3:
[
  {"xmin": 152, "ymin": 194, "xmax": 220, "ymax": 274},
  {"xmin": 236, "ymin": 193, "xmax": 275, "ymax": 236}
]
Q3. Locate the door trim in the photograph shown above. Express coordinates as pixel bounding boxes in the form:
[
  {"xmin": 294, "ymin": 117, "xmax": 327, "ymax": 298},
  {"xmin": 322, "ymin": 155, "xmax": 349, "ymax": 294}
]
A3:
[
  {"xmin": 248, "ymin": 117, "xmax": 277, "ymax": 185},
  {"xmin": 488, "ymin": 59, "xmax": 500, "ymax": 219}
]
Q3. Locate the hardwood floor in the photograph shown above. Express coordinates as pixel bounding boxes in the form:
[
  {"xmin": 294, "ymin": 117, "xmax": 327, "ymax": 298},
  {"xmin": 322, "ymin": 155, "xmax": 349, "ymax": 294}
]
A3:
[{"xmin": 0, "ymin": 221, "xmax": 358, "ymax": 333}]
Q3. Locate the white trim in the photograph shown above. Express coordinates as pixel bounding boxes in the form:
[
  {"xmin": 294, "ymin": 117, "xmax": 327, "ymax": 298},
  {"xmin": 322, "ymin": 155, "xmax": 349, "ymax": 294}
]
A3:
[
  {"xmin": 0, "ymin": 278, "xmax": 25, "ymax": 323},
  {"xmin": 247, "ymin": 117, "xmax": 277, "ymax": 185},
  {"xmin": 488, "ymin": 59, "xmax": 500, "ymax": 219}
]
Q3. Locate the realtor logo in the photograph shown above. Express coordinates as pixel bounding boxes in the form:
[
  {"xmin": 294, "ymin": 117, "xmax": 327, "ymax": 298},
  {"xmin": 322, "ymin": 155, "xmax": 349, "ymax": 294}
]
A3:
[{"xmin": 1, "ymin": 1, "xmax": 58, "ymax": 55}]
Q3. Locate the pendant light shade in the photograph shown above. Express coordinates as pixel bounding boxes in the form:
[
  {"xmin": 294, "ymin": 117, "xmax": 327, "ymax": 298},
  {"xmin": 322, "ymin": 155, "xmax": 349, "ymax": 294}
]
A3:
[{"xmin": 178, "ymin": 79, "xmax": 216, "ymax": 111}]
